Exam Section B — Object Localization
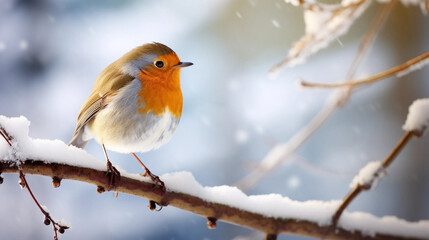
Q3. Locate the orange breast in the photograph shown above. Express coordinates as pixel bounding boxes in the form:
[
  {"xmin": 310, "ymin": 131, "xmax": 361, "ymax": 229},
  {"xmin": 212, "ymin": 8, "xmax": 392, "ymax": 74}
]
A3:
[{"xmin": 137, "ymin": 68, "xmax": 183, "ymax": 119}]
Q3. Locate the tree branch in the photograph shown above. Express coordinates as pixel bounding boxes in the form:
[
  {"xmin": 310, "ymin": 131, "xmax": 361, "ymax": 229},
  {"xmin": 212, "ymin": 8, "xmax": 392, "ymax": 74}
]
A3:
[
  {"xmin": 0, "ymin": 159, "xmax": 427, "ymax": 240},
  {"xmin": 299, "ymin": 50, "xmax": 429, "ymax": 88},
  {"xmin": 332, "ymin": 131, "xmax": 416, "ymax": 226},
  {"xmin": 236, "ymin": 1, "xmax": 394, "ymax": 190}
]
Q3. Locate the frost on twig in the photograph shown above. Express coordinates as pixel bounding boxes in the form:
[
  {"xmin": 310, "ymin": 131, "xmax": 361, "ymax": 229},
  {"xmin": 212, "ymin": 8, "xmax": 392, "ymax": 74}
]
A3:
[
  {"xmin": 332, "ymin": 113, "xmax": 421, "ymax": 226},
  {"xmin": 272, "ymin": 0, "xmax": 427, "ymax": 77},
  {"xmin": 396, "ymin": 52, "xmax": 429, "ymax": 78},
  {"xmin": 349, "ymin": 161, "xmax": 385, "ymax": 190},
  {"xmin": 270, "ymin": 0, "xmax": 371, "ymax": 77},
  {"xmin": 332, "ymin": 97, "xmax": 429, "ymax": 225},
  {"xmin": 403, "ymin": 98, "xmax": 429, "ymax": 136}
]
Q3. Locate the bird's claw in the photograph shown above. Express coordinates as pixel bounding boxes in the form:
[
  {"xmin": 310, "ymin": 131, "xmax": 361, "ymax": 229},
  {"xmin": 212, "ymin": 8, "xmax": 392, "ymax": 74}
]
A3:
[
  {"xmin": 106, "ymin": 161, "xmax": 120, "ymax": 189},
  {"xmin": 141, "ymin": 170, "xmax": 165, "ymax": 192}
]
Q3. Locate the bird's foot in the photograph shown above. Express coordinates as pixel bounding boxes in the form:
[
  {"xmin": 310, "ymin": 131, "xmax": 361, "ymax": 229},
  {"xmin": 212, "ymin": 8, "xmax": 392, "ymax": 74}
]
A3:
[
  {"xmin": 106, "ymin": 161, "xmax": 121, "ymax": 189},
  {"xmin": 141, "ymin": 170, "xmax": 165, "ymax": 192}
]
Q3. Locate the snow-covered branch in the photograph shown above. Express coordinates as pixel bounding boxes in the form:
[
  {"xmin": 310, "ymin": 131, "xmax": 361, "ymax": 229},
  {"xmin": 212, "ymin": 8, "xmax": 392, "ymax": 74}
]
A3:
[
  {"xmin": 237, "ymin": 0, "xmax": 394, "ymax": 191},
  {"xmin": 270, "ymin": 0, "xmax": 372, "ymax": 77},
  {"xmin": 331, "ymin": 98, "xmax": 429, "ymax": 226},
  {"xmin": 0, "ymin": 160, "xmax": 428, "ymax": 240},
  {"xmin": 403, "ymin": 98, "xmax": 429, "ymax": 135},
  {"xmin": 271, "ymin": 0, "xmax": 425, "ymax": 77},
  {"xmin": 332, "ymin": 131, "xmax": 416, "ymax": 226},
  {"xmin": 1, "ymin": 116, "xmax": 429, "ymax": 240}
]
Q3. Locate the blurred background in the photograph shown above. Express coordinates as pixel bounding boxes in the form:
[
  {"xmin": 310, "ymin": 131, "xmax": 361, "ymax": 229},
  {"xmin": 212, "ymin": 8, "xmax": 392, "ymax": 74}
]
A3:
[{"xmin": 0, "ymin": 0, "xmax": 428, "ymax": 239}]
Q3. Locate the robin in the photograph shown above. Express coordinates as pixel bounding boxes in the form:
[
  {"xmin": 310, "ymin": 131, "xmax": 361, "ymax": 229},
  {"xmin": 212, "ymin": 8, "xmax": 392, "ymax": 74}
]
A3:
[{"xmin": 69, "ymin": 42, "xmax": 192, "ymax": 190}]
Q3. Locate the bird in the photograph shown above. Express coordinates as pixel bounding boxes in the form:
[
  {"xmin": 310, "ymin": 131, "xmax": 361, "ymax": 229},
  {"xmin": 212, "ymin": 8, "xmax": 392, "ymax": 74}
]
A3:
[{"xmin": 69, "ymin": 42, "xmax": 192, "ymax": 190}]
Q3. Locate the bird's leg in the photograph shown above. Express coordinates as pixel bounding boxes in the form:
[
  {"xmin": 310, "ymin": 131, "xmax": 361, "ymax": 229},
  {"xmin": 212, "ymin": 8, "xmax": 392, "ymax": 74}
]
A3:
[
  {"xmin": 131, "ymin": 152, "xmax": 165, "ymax": 192},
  {"xmin": 102, "ymin": 144, "xmax": 120, "ymax": 188}
]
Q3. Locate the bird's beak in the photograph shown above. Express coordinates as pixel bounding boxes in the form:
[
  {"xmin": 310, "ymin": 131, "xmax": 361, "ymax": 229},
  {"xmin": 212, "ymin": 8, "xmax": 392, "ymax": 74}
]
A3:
[{"xmin": 175, "ymin": 62, "xmax": 193, "ymax": 68}]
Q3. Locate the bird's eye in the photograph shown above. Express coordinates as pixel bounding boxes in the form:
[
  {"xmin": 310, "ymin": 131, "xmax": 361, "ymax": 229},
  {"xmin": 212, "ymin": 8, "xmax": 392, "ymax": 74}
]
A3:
[{"xmin": 154, "ymin": 60, "xmax": 164, "ymax": 68}]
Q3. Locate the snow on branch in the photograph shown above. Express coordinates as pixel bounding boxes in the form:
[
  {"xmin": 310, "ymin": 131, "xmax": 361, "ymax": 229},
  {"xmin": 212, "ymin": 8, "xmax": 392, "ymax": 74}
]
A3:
[
  {"xmin": 270, "ymin": 0, "xmax": 371, "ymax": 77},
  {"xmin": 1, "ymin": 115, "xmax": 429, "ymax": 240},
  {"xmin": 403, "ymin": 98, "xmax": 429, "ymax": 135},
  {"xmin": 237, "ymin": 1, "xmax": 395, "ymax": 192},
  {"xmin": 271, "ymin": 0, "xmax": 426, "ymax": 77},
  {"xmin": 332, "ymin": 128, "xmax": 417, "ymax": 226},
  {"xmin": 350, "ymin": 161, "xmax": 385, "ymax": 190}
]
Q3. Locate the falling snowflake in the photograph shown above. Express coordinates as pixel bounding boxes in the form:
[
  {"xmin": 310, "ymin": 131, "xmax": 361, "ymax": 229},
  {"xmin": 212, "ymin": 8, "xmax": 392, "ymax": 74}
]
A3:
[
  {"xmin": 235, "ymin": 129, "xmax": 249, "ymax": 144},
  {"xmin": 0, "ymin": 42, "xmax": 5, "ymax": 52},
  {"xmin": 235, "ymin": 11, "xmax": 243, "ymax": 19},
  {"xmin": 272, "ymin": 19, "xmax": 281, "ymax": 28},
  {"xmin": 19, "ymin": 40, "xmax": 28, "ymax": 50}
]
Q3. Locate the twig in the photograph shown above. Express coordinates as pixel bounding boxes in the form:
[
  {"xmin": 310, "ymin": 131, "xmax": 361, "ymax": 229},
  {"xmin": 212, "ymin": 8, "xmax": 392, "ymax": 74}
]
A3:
[
  {"xmin": 345, "ymin": 0, "xmax": 395, "ymax": 80},
  {"xmin": 235, "ymin": 97, "xmax": 337, "ymax": 190},
  {"xmin": 0, "ymin": 126, "xmax": 13, "ymax": 146},
  {"xmin": 18, "ymin": 171, "xmax": 69, "ymax": 239},
  {"xmin": 300, "ymin": 50, "xmax": 429, "ymax": 88},
  {"xmin": 266, "ymin": 233, "xmax": 277, "ymax": 240},
  {"xmin": 332, "ymin": 131, "xmax": 416, "ymax": 226},
  {"xmin": 269, "ymin": 0, "xmax": 369, "ymax": 75},
  {"xmin": 0, "ymin": 126, "xmax": 69, "ymax": 239},
  {"xmin": 0, "ymin": 159, "xmax": 426, "ymax": 240},
  {"xmin": 236, "ymin": 1, "xmax": 394, "ymax": 190}
]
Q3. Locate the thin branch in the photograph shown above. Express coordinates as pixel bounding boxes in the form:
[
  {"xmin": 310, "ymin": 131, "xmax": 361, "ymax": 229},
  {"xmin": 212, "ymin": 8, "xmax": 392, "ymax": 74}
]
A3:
[
  {"xmin": 0, "ymin": 159, "xmax": 426, "ymax": 240},
  {"xmin": 332, "ymin": 131, "xmax": 416, "ymax": 226},
  {"xmin": 18, "ymin": 171, "xmax": 69, "ymax": 239},
  {"xmin": 236, "ymin": 1, "xmax": 394, "ymax": 190},
  {"xmin": 235, "ymin": 96, "xmax": 337, "ymax": 190},
  {"xmin": 0, "ymin": 126, "xmax": 13, "ymax": 146},
  {"xmin": 1, "ymin": 126, "xmax": 69, "ymax": 239},
  {"xmin": 300, "ymin": 50, "xmax": 429, "ymax": 88},
  {"xmin": 345, "ymin": 0, "xmax": 396, "ymax": 80},
  {"xmin": 270, "ymin": 0, "xmax": 370, "ymax": 75}
]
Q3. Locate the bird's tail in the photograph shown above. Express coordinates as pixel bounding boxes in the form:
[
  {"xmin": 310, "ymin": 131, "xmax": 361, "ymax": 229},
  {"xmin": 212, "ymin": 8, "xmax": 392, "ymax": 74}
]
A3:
[{"xmin": 68, "ymin": 128, "xmax": 89, "ymax": 149}]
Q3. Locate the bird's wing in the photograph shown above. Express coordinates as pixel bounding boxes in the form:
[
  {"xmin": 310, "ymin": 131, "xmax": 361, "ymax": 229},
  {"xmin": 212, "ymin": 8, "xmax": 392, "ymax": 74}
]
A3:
[
  {"xmin": 69, "ymin": 65, "xmax": 135, "ymax": 148},
  {"xmin": 68, "ymin": 92, "xmax": 111, "ymax": 148}
]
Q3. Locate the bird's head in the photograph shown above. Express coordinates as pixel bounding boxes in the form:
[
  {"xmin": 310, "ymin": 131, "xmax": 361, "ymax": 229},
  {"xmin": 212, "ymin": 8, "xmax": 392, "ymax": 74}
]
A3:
[{"xmin": 119, "ymin": 42, "xmax": 192, "ymax": 87}]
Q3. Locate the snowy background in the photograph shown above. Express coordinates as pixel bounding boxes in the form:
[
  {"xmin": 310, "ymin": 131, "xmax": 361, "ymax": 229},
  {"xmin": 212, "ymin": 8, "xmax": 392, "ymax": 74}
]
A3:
[{"xmin": 0, "ymin": 0, "xmax": 428, "ymax": 239}]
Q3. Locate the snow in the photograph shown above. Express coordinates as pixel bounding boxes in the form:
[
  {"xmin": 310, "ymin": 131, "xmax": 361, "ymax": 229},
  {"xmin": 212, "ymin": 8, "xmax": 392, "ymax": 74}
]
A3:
[
  {"xmin": 1, "ymin": 115, "xmax": 429, "ymax": 238},
  {"xmin": 274, "ymin": 0, "xmax": 371, "ymax": 72},
  {"xmin": 350, "ymin": 161, "xmax": 385, "ymax": 190},
  {"xmin": 162, "ymin": 171, "xmax": 340, "ymax": 226},
  {"xmin": 403, "ymin": 98, "xmax": 429, "ymax": 134},
  {"xmin": 284, "ymin": 0, "xmax": 300, "ymax": 7},
  {"xmin": 58, "ymin": 219, "xmax": 72, "ymax": 229},
  {"xmin": 19, "ymin": 40, "xmax": 28, "ymax": 51},
  {"xmin": 235, "ymin": 129, "xmax": 249, "ymax": 144},
  {"xmin": 0, "ymin": 115, "xmax": 106, "ymax": 171},
  {"xmin": 271, "ymin": 19, "xmax": 280, "ymax": 28},
  {"xmin": 286, "ymin": 175, "xmax": 300, "ymax": 189},
  {"xmin": 41, "ymin": 205, "xmax": 50, "ymax": 214},
  {"xmin": 304, "ymin": 9, "xmax": 331, "ymax": 35},
  {"xmin": 235, "ymin": 11, "xmax": 242, "ymax": 19},
  {"xmin": 340, "ymin": 211, "xmax": 429, "ymax": 238},
  {"xmin": 162, "ymin": 171, "xmax": 429, "ymax": 238}
]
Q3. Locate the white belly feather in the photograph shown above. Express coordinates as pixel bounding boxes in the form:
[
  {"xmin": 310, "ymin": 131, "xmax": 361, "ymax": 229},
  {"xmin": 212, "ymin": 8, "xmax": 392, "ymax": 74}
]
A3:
[{"xmin": 85, "ymin": 79, "xmax": 180, "ymax": 153}]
